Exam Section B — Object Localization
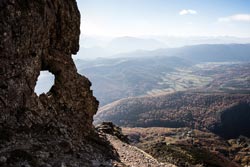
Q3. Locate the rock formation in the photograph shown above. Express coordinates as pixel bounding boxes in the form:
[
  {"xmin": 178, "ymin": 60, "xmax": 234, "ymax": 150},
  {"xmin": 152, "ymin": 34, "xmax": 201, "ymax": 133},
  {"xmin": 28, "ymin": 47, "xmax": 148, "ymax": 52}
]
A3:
[{"xmin": 0, "ymin": 0, "xmax": 120, "ymax": 166}]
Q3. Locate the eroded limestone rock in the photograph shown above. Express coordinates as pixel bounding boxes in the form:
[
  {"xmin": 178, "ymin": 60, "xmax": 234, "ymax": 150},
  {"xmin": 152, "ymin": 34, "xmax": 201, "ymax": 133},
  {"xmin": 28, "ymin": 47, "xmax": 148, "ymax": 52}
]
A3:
[
  {"xmin": 0, "ymin": 0, "xmax": 119, "ymax": 166},
  {"xmin": 0, "ymin": 0, "xmax": 97, "ymax": 141}
]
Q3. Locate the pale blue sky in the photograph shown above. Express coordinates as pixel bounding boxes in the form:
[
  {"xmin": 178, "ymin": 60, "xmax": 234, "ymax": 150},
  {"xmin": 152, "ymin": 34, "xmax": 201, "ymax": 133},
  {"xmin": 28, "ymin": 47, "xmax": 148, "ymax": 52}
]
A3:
[{"xmin": 76, "ymin": 0, "xmax": 250, "ymax": 37}]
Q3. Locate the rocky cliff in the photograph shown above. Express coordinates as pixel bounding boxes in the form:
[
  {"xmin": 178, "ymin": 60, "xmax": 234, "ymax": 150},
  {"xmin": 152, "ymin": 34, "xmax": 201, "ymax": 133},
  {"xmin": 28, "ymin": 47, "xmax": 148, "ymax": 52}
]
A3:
[{"xmin": 0, "ymin": 0, "xmax": 120, "ymax": 166}]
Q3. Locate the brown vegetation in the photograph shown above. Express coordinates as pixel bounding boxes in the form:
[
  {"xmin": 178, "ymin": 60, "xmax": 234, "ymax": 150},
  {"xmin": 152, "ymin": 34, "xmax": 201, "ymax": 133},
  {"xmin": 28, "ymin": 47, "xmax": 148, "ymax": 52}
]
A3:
[
  {"xmin": 123, "ymin": 127, "xmax": 249, "ymax": 167},
  {"xmin": 96, "ymin": 91, "xmax": 250, "ymax": 138}
]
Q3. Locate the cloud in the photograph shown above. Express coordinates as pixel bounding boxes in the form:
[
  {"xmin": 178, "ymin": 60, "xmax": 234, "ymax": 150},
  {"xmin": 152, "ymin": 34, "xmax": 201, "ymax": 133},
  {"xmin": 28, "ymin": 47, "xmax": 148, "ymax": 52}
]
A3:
[
  {"xmin": 218, "ymin": 14, "xmax": 250, "ymax": 22},
  {"xmin": 179, "ymin": 9, "xmax": 197, "ymax": 15}
]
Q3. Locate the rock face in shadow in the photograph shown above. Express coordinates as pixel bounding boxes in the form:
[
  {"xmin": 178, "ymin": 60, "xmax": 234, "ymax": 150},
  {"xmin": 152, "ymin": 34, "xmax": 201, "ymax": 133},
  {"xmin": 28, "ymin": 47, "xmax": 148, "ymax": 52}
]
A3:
[{"xmin": 0, "ymin": 0, "xmax": 119, "ymax": 166}]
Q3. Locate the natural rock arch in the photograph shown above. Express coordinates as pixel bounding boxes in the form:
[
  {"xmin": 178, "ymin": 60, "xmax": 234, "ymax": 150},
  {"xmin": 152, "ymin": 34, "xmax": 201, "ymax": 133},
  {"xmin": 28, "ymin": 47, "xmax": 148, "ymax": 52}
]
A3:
[
  {"xmin": 0, "ymin": 0, "xmax": 98, "ymax": 143},
  {"xmin": 0, "ymin": 1, "xmax": 123, "ymax": 166}
]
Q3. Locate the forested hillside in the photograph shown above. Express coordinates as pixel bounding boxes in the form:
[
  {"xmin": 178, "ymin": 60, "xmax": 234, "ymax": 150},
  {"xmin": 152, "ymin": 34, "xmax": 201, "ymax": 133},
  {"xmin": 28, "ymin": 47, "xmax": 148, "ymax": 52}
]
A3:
[{"xmin": 95, "ymin": 91, "xmax": 250, "ymax": 138}]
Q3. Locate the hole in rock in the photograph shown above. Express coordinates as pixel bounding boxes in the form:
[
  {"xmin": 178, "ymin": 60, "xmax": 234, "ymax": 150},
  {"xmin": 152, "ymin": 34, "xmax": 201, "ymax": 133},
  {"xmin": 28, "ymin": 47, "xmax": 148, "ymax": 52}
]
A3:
[{"xmin": 35, "ymin": 71, "xmax": 55, "ymax": 95}]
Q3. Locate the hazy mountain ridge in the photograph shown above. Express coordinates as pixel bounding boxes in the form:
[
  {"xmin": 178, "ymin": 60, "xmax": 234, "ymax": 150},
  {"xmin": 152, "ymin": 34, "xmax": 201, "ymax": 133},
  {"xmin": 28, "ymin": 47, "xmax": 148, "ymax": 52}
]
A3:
[
  {"xmin": 113, "ymin": 43, "xmax": 250, "ymax": 61},
  {"xmin": 76, "ymin": 36, "xmax": 250, "ymax": 59},
  {"xmin": 76, "ymin": 36, "xmax": 167, "ymax": 59},
  {"xmin": 75, "ymin": 43, "xmax": 250, "ymax": 106}
]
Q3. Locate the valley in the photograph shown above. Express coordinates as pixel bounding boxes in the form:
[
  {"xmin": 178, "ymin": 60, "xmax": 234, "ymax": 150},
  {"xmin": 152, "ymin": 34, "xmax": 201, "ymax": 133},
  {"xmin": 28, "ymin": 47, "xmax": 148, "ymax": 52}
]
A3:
[
  {"xmin": 89, "ymin": 44, "xmax": 250, "ymax": 166},
  {"xmin": 76, "ymin": 57, "xmax": 250, "ymax": 106},
  {"xmin": 148, "ymin": 62, "xmax": 250, "ymax": 95}
]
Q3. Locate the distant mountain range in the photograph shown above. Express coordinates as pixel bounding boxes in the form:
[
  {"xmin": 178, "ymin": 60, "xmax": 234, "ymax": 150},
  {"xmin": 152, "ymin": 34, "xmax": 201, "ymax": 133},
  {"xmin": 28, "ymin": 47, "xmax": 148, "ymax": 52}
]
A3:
[
  {"xmin": 75, "ymin": 44, "xmax": 250, "ymax": 106},
  {"xmin": 76, "ymin": 36, "xmax": 167, "ymax": 59},
  {"xmin": 115, "ymin": 43, "xmax": 250, "ymax": 62},
  {"xmin": 76, "ymin": 35, "xmax": 250, "ymax": 59}
]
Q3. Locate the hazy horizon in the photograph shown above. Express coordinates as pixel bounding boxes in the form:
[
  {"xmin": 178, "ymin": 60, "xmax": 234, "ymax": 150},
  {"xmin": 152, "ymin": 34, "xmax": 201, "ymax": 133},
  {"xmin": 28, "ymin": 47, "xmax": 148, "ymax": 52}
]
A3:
[
  {"xmin": 74, "ymin": 35, "xmax": 250, "ymax": 60},
  {"xmin": 74, "ymin": 0, "xmax": 250, "ymax": 59}
]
